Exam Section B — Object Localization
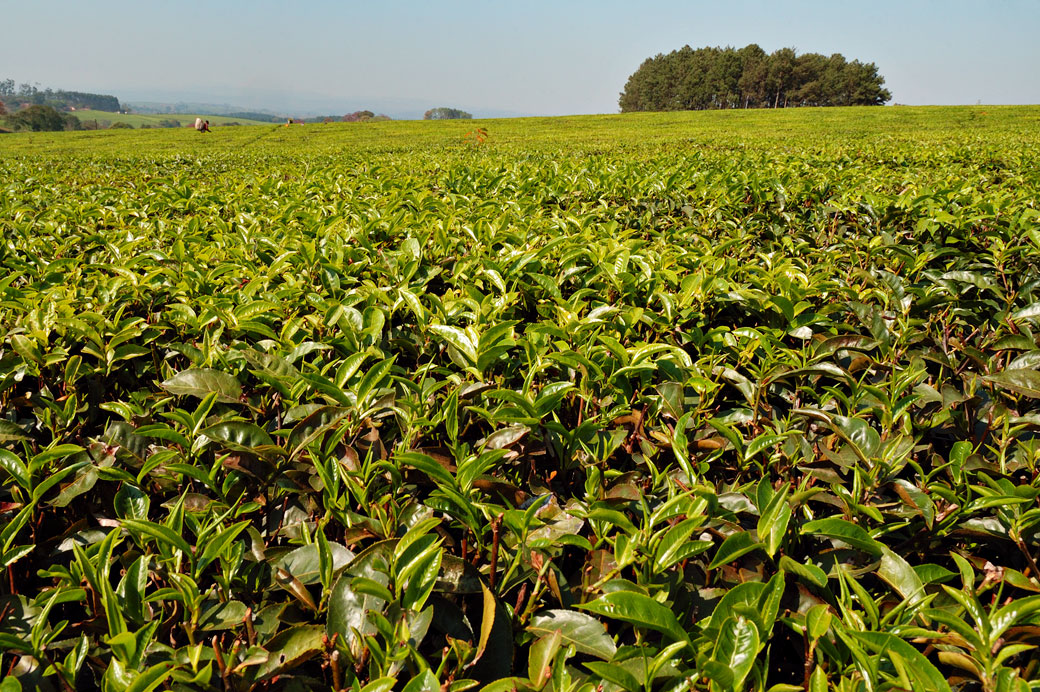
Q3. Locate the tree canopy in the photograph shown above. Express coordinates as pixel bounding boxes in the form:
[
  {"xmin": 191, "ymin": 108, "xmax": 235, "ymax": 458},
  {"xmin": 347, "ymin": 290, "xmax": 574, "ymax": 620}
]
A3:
[
  {"xmin": 340, "ymin": 110, "xmax": 390, "ymax": 123},
  {"xmin": 619, "ymin": 44, "xmax": 890, "ymax": 112},
  {"xmin": 424, "ymin": 107, "xmax": 472, "ymax": 120}
]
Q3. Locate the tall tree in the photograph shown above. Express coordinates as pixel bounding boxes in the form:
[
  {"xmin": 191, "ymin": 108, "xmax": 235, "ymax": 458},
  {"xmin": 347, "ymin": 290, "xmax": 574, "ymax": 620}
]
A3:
[
  {"xmin": 737, "ymin": 44, "xmax": 769, "ymax": 108},
  {"xmin": 766, "ymin": 47, "xmax": 797, "ymax": 108}
]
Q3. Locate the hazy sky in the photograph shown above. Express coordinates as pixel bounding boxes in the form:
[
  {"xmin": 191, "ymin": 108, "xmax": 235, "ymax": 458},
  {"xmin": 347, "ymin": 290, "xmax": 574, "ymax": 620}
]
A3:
[{"xmin": 3, "ymin": 0, "xmax": 1038, "ymax": 117}]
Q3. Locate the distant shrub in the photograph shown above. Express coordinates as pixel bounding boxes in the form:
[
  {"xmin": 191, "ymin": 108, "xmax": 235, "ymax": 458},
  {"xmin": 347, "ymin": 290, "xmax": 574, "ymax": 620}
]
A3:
[
  {"xmin": 157, "ymin": 119, "xmax": 181, "ymax": 128},
  {"xmin": 109, "ymin": 121, "xmax": 133, "ymax": 129},
  {"xmin": 4, "ymin": 104, "xmax": 79, "ymax": 132},
  {"xmin": 342, "ymin": 110, "xmax": 375, "ymax": 123},
  {"xmin": 424, "ymin": 107, "xmax": 472, "ymax": 120}
]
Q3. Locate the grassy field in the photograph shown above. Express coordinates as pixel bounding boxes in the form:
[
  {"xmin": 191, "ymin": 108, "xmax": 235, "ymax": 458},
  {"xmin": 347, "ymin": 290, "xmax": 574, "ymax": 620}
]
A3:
[
  {"xmin": 1, "ymin": 105, "xmax": 1040, "ymax": 691},
  {"xmin": 62, "ymin": 109, "xmax": 277, "ymax": 129}
]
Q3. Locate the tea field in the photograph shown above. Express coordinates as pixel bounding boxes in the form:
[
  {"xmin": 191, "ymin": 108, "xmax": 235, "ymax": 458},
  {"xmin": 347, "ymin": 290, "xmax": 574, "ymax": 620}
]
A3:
[{"xmin": 2, "ymin": 106, "xmax": 1040, "ymax": 691}]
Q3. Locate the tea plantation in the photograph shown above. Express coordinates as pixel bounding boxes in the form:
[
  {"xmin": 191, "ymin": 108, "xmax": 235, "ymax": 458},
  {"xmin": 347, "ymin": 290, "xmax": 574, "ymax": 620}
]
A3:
[{"xmin": 1, "ymin": 106, "xmax": 1040, "ymax": 691}]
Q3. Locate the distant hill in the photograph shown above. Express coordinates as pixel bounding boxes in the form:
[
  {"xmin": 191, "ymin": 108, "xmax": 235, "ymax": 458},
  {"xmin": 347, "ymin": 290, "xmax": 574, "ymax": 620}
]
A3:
[
  {"xmin": 127, "ymin": 101, "xmax": 286, "ymax": 120},
  {"xmin": 69, "ymin": 110, "xmax": 276, "ymax": 128},
  {"xmin": 120, "ymin": 92, "xmax": 540, "ymax": 120},
  {"xmin": 225, "ymin": 112, "xmax": 284, "ymax": 123},
  {"xmin": 127, "ymin": 102, "xmax": 396, "ymax": 123}
]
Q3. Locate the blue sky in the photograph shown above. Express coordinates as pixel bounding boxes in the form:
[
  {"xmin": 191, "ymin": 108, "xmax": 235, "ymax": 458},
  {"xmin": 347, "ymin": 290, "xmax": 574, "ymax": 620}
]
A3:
[{"xmin": 3, "ymin": 0, "xmax": 1038, "ymax": 117}]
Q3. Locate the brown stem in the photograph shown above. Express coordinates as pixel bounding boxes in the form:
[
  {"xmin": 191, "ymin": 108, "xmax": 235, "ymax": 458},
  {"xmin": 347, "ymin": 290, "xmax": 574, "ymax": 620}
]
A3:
[
  {"xmin": 514, "ymin": 582, "xmax": 528, "ymax": 617},
  {"xmin": 212, "ymin": 635, "xmax": 227, "ymax": 679},
  {"xmin": 489, "ymin": 515, "xmax": 502, "ymax": 593},
  {"xmin": 244, "ymin": 607, "xmax": 256, "ymax": 647},
  {"xmin": 330, "ymin": 650, "xmax": 343, "ymax": 692},
  {"xmin": 803, "ymin": 638, "xmax": 814, "ymax": 691},
  {"xmin": 41, "ymin": 647, "xmax": 75, "ymax": 692},
  {"xmin": 1017, "ymin": 538, "xmax": 1040, "ymax": 581}
]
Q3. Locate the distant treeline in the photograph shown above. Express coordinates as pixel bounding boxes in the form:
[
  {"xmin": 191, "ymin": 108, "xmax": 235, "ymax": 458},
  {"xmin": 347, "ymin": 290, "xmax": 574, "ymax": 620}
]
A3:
[
  {"xmin": 619, "ymin": 44, "xmax": 890, "ymax": 112},
  {"xmin": 0, "ymin": 79, "xmax": 121, "ymax": 112}
]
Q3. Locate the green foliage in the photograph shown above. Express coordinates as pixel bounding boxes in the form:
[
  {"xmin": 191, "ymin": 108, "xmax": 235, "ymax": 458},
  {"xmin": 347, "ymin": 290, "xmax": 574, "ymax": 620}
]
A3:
[
  {"xmin": 619, "ymin": 43, "xmax": 891, "ymax": 111},
  {"xmin": 425, "ymin": 106, "xmax": 473, "ymax": 120},
  {"xmin": 1, "ymin": 107, "xmax": 1039, "ymax": 690},
  {"xmin": 4, "ymin": 104, "xmax": 80, "ymax": 132},
  {"xmin": 0, "ymin": 77, "xmax": 121, "ymax": 111}
]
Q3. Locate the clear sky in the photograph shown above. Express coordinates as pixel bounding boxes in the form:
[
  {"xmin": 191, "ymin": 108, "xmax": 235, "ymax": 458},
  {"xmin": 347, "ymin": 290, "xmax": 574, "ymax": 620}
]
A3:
[{"xmin": 3, "ymin": 0, "xmax": 1038, "ymax": 117}]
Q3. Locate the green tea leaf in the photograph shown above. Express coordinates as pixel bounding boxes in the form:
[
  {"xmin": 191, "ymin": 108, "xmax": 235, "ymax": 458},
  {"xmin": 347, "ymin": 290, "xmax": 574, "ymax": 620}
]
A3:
[
  {"xmin": 579, "ymin": 590, "xmax": 688, "ymax": 644},
  {"xmin": 161, "ymin": 368, "xmax": 243, "ymax": 404},
  {"xmin": 122, "ymin": 519, "xmax": 192, "ymax": 559},
  {"xmin": 709, "ymin": 531, "xmax": 764, "ymax": 568},
  {"xmin": 985, "ymin": 369, "xmax": 1040, "ymax": 399},
  {"xmin": 847, "ymin": 631, "xmax": 951, "ymax": 692},
  {"xmin": 0, "ymin": 450, "xmax": 30, "ymax": 491},
  {"xmin": 801, "ymin": 517, "xmax": 883, "ymax": 556},
  {"xmin": 527, "ymin": 609, "xmax": 617, "ymax": 660},
  {"xmin": 255, "ymin": 625, "xmax": 325, "ymax": 679},
  {"xmin": 878, "ymin": 546, "xmax": 927, "ymax": 611},
  {"xmin": 713, "ymin": 616, "xmax": 759, "ymax": 688}
]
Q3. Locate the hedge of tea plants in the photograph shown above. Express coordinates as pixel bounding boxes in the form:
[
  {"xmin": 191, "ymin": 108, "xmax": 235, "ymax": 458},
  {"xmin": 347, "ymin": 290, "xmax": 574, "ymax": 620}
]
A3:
[{"xmin": 1, "ymin": 108, "xmax": 1040, "ymax": 691}]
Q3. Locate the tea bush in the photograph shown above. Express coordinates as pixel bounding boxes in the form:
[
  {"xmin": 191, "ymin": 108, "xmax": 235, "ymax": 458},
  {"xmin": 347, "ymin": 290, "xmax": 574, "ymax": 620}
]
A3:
[{"xmin": 1, "ymin": 106, "xmax": 1039, "ymax": 691}]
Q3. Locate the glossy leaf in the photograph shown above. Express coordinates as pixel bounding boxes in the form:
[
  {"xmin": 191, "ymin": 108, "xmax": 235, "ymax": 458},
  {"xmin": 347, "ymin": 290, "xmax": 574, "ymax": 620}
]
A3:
[
  {"xmin": 527, "ymin": 609, "xmax": 617, "ymax": 660},
  {"xmin": 161, "ymin": 368, "xmax": 243, "ymax": 404},
  {"xmin": 579, "ymin": 590, "xmax": 688, "ymax": 644}
]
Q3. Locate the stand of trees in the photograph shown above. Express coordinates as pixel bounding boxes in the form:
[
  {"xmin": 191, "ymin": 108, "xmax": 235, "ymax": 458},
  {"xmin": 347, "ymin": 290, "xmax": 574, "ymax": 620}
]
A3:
[
  {"xmin": 1, "ymin": 79, "xmax": 121, "ymax": 112},
  {"xmin": 619, "ymin": 45, "xmax": 890, "ymax": 112},
  {"xmin": 340, "ymin": 111, "xmax": 391, "ymax": 123},
  {"xmin": 424, "ymin": 107, "xmax": 472, "ymax": 120}
]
